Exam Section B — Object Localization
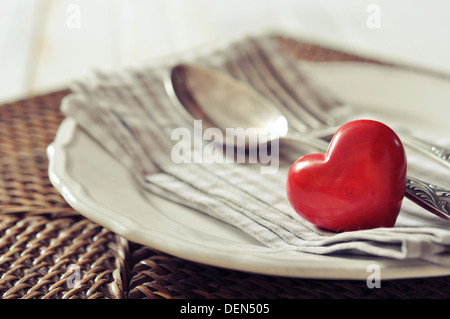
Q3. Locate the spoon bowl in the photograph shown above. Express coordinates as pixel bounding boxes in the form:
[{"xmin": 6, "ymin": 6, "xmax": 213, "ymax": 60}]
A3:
[{"xmin": 168, "ymin": 64, "xmax": 298, "ymax": 149}]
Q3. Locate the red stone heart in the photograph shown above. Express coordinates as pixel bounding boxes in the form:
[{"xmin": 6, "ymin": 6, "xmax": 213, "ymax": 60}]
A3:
[{"xmin": 286, "ymin": 119, "xmax": 407, "ymax": 232}]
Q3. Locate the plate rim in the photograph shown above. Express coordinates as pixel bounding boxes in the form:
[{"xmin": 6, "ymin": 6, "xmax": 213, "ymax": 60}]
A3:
[{"xmin": 47, "ymin": 103, "xmax": 450, "ymax": 281}]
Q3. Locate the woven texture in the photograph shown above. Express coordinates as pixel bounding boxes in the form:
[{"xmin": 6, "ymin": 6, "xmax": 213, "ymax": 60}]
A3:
[{"xmin": 0, "ymin": 37, "xmax": 449, "ymax": 299}]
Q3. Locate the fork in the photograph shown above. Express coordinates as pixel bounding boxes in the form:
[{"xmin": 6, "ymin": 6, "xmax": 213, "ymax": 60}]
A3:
[
  {"xmin": 222, "ymin": 35, "xmax": 450, "ymax": 221},
  {"xmin": 231, "ymin": 36, "xmax": 450, "ymax": 170}
]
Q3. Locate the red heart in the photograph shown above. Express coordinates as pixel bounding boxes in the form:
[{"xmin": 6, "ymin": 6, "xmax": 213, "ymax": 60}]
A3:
[{"xmin": 286, "ymin": 119, "xmax": 407, "ymax": 232}]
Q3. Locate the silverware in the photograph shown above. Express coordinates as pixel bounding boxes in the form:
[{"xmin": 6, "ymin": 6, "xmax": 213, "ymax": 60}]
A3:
[
  {"xmin": 167, "ymin": 62, "xmax": 450, "ymax": 221},
  {"xmin": 168, "ymin": 64, "xmax": 329, "ymax": 150},
  {"xmin": 229, "ymin": 37, "xmax": 450, "ymax": 170},
  {"xmin": 405, "ymin": 177, "xmax": 450, "ymax": 220}
]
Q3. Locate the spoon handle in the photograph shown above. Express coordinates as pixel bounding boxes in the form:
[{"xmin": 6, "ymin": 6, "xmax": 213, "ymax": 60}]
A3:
[
  {"xmin": 282, "ymin": 132, "xmax": 330, "ymax": 152},
  {"xmin": 398, "ymin": 132, "xmax": 450, "ymax": 170}
]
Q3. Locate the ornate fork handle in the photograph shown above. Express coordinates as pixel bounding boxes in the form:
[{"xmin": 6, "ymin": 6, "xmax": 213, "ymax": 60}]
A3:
[{"xmin": 405, "ymin": 177, "xmax": 450, "ymax": 221}]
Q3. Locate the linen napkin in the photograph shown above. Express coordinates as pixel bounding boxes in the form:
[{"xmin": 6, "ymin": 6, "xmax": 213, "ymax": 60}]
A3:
[{"xmin": 62, "ymin": 35, "xmax": 450, "ymax": 265}]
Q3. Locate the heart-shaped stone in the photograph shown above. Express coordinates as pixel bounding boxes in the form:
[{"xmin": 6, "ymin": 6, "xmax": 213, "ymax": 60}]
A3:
[{"xmin": 286, "ymin": 119, "xmax": 407, "ymax": 232}]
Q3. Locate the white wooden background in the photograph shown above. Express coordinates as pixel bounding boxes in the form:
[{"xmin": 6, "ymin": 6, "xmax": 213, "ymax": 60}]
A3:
[{"xmin": 1, "ymin": 0, "xmax": 449, "ymax": 104}]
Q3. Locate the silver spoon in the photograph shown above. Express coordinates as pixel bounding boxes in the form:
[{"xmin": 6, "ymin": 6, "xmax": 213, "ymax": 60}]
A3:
[
  {"xmin": 167, "ymin": 64, "xmax": 329, "ymax": 150},
  {"xmin": 166, "ymin": 63, "xmax": 450, "ymax": 221}
]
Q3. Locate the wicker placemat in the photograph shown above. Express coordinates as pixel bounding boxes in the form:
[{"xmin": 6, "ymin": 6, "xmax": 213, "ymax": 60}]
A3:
[{"xmin": 1, "ymin": 37, "xmax": 450, "ymax": 299}]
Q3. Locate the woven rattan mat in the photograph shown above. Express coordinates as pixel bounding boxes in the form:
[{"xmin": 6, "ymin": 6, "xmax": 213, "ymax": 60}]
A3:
[{"xmin": 1, "ymin": 37, "xmax": 450, "ymax": 299}]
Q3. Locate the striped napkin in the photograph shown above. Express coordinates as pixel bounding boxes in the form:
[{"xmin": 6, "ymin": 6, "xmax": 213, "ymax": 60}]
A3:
[{"xmin": 62, "ymin": 35, "xmax": 450, "ymax": 265}]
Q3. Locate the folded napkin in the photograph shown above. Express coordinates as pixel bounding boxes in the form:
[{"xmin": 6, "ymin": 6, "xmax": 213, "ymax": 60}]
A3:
[{"xmin": 63, "ymin": 35, "xmax": 450, "ymax": 265}]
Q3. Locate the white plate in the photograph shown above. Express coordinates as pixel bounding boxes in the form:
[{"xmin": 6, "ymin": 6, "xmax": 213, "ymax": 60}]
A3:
[{"xmin": 48, "ymin": 60, "xmax": 450, "ymax": 281}]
